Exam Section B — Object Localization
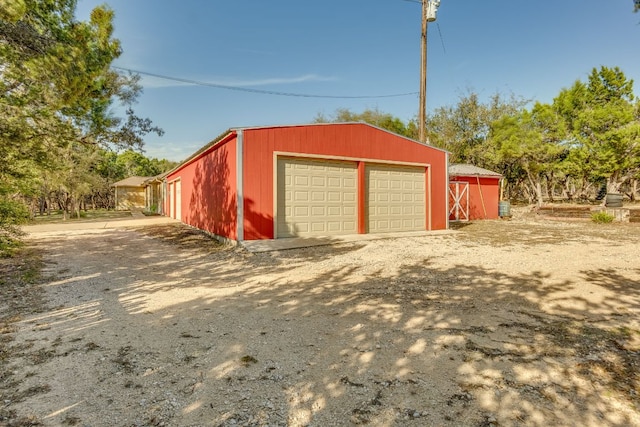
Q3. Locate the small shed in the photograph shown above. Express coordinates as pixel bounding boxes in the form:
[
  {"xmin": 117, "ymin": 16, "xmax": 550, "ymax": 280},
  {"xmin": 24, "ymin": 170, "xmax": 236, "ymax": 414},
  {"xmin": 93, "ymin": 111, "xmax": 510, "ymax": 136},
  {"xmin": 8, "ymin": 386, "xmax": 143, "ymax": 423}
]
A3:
[
  {"xmin": 448, "ymin": 164, "xmax": 502, "ymax": 221},
  {"xmin": 165, "ymin": 123, "xmax": 450, "ymax": 241},
  {"xmin": 112, "ymin": 176, "xmax": 151, "ymax": 211}
]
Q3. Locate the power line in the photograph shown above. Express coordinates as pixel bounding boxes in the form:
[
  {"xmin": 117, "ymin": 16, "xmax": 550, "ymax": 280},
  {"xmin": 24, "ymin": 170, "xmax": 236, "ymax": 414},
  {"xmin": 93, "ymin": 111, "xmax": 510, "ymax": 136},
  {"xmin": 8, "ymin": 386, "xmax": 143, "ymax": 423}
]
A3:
[
  {"xmin": 436, "ymin": 22, "xmax": 446, "ymax": 54},
  {"xmin": 113, "ymin": 66, "xmax": 418, "ymax": 99}
]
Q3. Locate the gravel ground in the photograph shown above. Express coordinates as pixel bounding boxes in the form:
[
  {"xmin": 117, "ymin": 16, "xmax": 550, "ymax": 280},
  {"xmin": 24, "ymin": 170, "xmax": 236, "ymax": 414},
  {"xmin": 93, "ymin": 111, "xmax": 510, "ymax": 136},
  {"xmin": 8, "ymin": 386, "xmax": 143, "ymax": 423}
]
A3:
[{"xmin": 1, "ymin": 209, "xmax": 639, "ymax": 426}]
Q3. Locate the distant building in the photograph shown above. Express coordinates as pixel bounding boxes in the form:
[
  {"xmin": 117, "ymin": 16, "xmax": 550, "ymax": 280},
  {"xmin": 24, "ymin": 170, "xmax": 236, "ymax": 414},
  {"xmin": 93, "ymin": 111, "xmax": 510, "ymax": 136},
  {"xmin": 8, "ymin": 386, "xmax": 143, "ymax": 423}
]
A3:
[
  {"xmin": 112, "ymin": 176, "xmax": 151, "ymax": 211},
  {"xmin": 143, "ymin": 173, "xmax": 169, "ymax": 215}
]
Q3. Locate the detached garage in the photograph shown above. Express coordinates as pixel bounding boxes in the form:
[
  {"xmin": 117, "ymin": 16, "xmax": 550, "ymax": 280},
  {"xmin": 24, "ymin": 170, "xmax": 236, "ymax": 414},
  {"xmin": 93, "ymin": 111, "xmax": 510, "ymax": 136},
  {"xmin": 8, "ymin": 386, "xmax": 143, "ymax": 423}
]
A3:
[{"xmin": 165, "ymin": 123, "xmax": 449, "ymax": 241}]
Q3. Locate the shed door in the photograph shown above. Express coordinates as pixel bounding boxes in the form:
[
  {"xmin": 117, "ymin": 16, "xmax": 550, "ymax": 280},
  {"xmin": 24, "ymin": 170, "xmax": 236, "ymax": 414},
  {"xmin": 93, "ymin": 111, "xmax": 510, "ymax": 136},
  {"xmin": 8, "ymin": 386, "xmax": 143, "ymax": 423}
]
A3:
[
  {"xmin": 366, "ymin": 164, "xmax": 426, "ymax": 233},
  {"xmin": 449, "ymin": 181, "xmax": 469, "ymax": 221},
  {"xmin": 277, "ymin": 158, "xmax": 357, "ymax": 238},
  {"xmin": 169, "ymin": 182, "xmax": 175, "ymax": 218},
  {"xmin": 175, "ymin": 180, "xmax": 182, "ymax": 221}
]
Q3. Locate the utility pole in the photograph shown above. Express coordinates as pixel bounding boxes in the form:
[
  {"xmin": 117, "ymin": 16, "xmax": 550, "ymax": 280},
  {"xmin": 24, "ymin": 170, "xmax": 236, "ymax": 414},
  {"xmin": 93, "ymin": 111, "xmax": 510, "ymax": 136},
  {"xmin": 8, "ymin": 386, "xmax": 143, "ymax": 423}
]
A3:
[{"xmin": 418, "ymin": 0, "xmax": 440, "ymax": 144}]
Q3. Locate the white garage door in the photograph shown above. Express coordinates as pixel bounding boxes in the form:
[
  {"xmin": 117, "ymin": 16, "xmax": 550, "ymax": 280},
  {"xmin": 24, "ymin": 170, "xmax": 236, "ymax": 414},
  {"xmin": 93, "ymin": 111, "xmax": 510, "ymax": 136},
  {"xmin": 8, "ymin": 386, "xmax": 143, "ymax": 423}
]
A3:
[
  {"xmin": 366, "ymin": 164, "xmax": 426, "ymax": 233},
  {"xmin": 277, "ymin": 158, "xmax": 357, "ymax": 238}
]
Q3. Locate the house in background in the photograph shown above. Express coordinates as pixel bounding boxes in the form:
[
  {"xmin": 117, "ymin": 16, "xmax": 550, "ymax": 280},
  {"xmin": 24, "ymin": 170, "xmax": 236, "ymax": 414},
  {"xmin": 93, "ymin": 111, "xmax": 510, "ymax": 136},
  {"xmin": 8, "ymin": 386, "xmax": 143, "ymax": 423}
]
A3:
[
  {"xmin": 164, "ymin": 122, "xmax": 450, "ymax": 242},
  {"xmin": 143, "ymin": 173, "xmax": 168, "ymax": 215},
  {"xmin": 448, "ymin": 164, "xmax": 502, "ymax": 221},
  {"xmin": 112, "ymin": 176, "xmax": 151, "ymax": 211}
]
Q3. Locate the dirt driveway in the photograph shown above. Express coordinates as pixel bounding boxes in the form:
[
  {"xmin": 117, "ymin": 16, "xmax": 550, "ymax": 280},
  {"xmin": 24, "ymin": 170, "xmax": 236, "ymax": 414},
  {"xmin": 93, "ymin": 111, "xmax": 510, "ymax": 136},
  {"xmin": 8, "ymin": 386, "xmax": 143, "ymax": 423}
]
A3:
[{"xmin": 1, "ymin": 212, "xmax": 639, "ymax": 426}]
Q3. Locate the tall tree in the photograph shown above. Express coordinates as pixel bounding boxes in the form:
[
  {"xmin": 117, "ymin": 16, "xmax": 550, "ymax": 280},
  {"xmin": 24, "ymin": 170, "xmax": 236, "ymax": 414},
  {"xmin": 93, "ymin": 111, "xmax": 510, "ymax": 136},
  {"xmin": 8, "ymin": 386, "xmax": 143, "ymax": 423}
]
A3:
[
  {"xmin": 491, "ymin": 103, "xmax": 567, "ymax": 206},
  {"xmin": 555, "ymin": 66, "xmax": 640, "ymax": 193},
  {"xmin": 425, "ymin": 91, "xmax": 526, "ymax": 166},
  {"xmin": 0, "ymin": 0, "xmax": 162, "ymax": 238}
]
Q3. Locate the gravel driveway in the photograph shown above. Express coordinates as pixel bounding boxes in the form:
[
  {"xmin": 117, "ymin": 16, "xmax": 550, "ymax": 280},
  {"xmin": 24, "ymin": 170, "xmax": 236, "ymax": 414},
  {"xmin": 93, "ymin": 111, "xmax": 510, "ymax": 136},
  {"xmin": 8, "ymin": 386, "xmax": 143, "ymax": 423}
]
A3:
[{"xmin": 2, "ymin": 212, "xmax": 639, "ymax": 426}]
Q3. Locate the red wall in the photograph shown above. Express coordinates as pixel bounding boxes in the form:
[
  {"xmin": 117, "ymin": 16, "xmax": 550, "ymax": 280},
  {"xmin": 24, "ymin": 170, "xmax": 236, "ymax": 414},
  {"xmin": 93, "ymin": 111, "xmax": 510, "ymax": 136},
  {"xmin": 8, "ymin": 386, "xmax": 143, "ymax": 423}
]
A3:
[
  {"xmin": 450, "ymin": 175, "xmax": 500, "ymax": 220},
  {"xmin": 167, "ymin": 135, "xmax": 238, "ymax": 240},
  {"xmin": 242, "ymin": 123, "xmax": 449, "ymax": 240}
]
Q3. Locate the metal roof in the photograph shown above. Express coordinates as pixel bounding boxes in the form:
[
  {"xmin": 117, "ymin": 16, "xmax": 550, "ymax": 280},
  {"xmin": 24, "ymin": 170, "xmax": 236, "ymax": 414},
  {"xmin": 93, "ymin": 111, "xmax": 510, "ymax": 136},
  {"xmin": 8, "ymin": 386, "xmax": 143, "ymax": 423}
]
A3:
[
  {"xmin": 166, "ymin": 122, "xmax": 451, "ymax": 176},
  {"xmin": 449, "ymin": 164, "xmax": 502, "ymax": 177}
]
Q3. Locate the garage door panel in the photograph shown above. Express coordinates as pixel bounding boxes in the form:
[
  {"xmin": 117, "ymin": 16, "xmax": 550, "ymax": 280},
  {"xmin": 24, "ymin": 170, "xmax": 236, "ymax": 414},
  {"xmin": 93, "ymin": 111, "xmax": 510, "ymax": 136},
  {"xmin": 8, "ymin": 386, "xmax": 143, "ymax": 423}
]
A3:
[
  {"xmin": 294, "ymin": 176, "xmax": 308, "ymax": 186},
  {"xmin": 294, "ymin": 191, "xmax": 308, "ymax": 202},
  {"xmin": 311, "ymin": 191, "xmax": 326, "ymax": 201},
  {"xmin": 343, "ymin": 193, "xmax": 356, "ymax": 203},
  {"xmin": 343, "ymin": 178, "xmax": 356, "ymax": 187},
  {"xmin": 367, "ymin": 164, "xmax": 426, "ymax": 233},
  {"xmin": 294, "ymin": 206, "xmax": 309, "ymax": 216},
  {"xmin": 278, "ymin": 158, "xmax": 357, "ymax": 238},
  {"xmin": 327, "ymin": 177, "xmax": 341, "ymax": 187},
  {"xmin": 326, "ymin": 206, "xmax": 341, "ymax": 216},
  {"xmin": 311, "ymin": 176, "xmax": 326, "ymax": 187}
]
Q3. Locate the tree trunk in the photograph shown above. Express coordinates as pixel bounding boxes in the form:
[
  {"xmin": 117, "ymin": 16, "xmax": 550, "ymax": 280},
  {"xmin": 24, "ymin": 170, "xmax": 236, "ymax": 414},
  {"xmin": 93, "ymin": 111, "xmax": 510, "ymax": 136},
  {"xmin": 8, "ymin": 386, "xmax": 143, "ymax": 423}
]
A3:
[
  {"xmin": 526, "ymin": 172, "xmax": 544, "ymax": 207},
  {"xmin": 607, "ymin": 172, "xmax": 622, "ymax": 193}
]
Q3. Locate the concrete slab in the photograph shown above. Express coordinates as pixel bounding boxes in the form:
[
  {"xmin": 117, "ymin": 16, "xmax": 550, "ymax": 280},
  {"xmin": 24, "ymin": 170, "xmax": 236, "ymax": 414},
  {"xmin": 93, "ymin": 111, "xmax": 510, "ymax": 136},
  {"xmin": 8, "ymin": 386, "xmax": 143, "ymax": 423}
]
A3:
[{"xmin": 240, "ymin": 229, "xmax": 457, "ymax": 253}]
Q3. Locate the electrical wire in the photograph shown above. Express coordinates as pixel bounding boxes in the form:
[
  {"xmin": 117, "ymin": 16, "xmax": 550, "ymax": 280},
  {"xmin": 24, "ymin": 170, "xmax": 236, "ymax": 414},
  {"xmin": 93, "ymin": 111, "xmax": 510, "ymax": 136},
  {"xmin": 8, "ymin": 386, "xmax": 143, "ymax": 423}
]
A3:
[{"xmin": 113, "ymin": 66, "xmax": 419, "ymax": 99}]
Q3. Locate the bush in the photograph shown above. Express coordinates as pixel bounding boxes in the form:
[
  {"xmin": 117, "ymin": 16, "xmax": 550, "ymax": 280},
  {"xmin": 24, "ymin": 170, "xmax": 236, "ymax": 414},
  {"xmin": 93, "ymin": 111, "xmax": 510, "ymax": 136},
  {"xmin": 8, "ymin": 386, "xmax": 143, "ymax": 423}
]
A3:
[
  {"xmin": 591, "ymin": 211, "xmax": 615, "ymax": 224},
  {"xmin": 0, "ymin": 198, "xmax": 29, "ymax": 255}
]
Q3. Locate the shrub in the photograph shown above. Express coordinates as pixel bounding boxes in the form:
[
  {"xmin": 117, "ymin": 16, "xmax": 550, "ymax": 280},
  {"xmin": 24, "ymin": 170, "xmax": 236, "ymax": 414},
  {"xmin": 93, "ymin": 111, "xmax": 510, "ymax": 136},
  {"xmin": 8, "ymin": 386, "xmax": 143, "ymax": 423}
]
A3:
[
  {"xmin": 591, "ymin": 211, "xmax": 615, "ymax": 224},
  {"xmin": 0, "ymin": 199, "xmax": 29, "ymax": 255}
]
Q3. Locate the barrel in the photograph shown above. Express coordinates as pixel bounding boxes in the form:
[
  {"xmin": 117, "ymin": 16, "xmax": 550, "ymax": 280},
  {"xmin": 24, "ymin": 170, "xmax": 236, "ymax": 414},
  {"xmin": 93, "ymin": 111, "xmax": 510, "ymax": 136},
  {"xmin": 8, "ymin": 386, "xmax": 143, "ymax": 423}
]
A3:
[
  {"xmin": 605, "ymin": 193, "xmax": 623, "ymax": 208},
  {"xmin": 498, "ymin": 201, "xmax": 511, "ymax": 217}
]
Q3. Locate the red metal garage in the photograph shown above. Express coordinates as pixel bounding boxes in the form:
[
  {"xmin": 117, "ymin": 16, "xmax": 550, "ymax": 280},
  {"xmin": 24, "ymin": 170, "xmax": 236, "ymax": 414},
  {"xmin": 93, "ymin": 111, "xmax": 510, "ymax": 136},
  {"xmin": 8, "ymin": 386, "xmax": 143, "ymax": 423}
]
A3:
[
  {"xmin": 165, "ymin": 123, "xmax": 449, "ymax": 241},
  {"xmin": 448, "ymin": 164, "xmax": 502, "ymax": 221}
]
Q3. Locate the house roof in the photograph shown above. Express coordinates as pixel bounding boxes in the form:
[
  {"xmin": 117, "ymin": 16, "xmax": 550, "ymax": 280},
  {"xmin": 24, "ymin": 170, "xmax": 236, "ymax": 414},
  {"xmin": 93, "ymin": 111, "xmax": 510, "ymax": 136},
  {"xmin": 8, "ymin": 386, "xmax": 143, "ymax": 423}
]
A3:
[
  {"xmin": 165, "ymin": 122, "xmax": 451, "ymax": 177},
  {"xmin": 449, "ymin": 164, "xmax": 502, "ymax": 178},
  {"xmin": 143, "ymin": 171, "xmax": 170, "ymax": 185},
  {"xmin": 111, "ymin": 176, "xmax": 152, "ymax": 187}
]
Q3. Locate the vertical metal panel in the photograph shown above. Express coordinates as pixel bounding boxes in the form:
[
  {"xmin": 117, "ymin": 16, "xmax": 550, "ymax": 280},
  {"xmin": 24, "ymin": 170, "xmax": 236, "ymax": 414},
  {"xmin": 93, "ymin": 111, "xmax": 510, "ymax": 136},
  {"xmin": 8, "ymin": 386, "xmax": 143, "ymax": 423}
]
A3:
[
  {"xmin": 357, "ymin": 161, "xmax": 366, "ymax": 234},
  {"xmin": 445, "ymin": 152, "xmax": 450, "ymax": 230},
  {"xmin": 236, "ymin": 130, "xmax": 244, "ymax": 241}
]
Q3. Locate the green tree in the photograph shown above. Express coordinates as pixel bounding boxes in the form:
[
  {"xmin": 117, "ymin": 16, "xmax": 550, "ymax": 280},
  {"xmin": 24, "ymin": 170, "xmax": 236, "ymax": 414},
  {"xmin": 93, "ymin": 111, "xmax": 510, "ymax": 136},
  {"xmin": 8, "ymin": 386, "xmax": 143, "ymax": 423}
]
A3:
[
  {"xmin": 555, "ymin": 66, "xmax": 640, "ymax": 194},
  {"xmin": 491, "ymin": 103, "xmax": 567, "ymax": 206},
  {"xmin": 314, "ymin": 107, "xmax": 413, "ymax": 138},
  {"xmin": 0, "ymin": 0, "xmax": 162, "ymax": 240},
  {"xmin": 425, "ymin": 91, "xmax": 526, "ymax": 166}
]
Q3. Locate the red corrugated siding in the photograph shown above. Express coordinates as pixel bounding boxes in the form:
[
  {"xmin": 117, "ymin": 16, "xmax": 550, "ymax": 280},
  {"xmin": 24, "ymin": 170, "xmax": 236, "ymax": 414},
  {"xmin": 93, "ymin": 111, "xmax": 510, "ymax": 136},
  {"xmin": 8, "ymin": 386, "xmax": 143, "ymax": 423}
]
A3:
[
  {"xmin": 167, "ymin": 135, "xmax": 238, "ymax": 239},
  {"xmin": 450, "ymin": 175, "xmax": 500, "ymax": 220},
  {"xmin": 242, "ymin": 123, "xmax": 448, "ymax": 239}
]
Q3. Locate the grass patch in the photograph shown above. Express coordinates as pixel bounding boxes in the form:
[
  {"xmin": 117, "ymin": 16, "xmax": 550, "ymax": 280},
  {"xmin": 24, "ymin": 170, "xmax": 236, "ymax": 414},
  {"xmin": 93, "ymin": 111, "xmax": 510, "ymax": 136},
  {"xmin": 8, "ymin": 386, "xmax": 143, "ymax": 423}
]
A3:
[
  {"xmin": 0, "ymin": 236, "xmax": 24, "ymax": 258},
  {"xmin": 591, "ymin": 211, "xmax": 615, "ymax": 223},
  {"xmin": 30, "ymin": 209, "xmax": 132, "ymax": 224},
  {"xmin": 240, "ymin": 355, "xmax": 258, "ymax": 366}
]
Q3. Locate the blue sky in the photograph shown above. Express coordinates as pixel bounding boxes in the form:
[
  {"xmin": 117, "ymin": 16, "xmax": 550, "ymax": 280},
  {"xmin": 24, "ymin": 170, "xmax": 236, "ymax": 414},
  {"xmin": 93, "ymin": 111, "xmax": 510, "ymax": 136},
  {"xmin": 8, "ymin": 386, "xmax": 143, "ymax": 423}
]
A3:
[{"xmin": 75, "ymin": 0, "xmax": 640, "ymax": 162}]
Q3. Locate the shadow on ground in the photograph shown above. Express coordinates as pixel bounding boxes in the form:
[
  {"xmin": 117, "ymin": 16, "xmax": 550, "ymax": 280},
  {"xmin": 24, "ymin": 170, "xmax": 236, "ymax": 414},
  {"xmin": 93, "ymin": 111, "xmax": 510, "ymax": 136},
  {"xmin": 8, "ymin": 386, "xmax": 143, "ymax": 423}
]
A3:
[{"xmin": 3, "ymin": 220, "xmax": 639, "ymax": 426}]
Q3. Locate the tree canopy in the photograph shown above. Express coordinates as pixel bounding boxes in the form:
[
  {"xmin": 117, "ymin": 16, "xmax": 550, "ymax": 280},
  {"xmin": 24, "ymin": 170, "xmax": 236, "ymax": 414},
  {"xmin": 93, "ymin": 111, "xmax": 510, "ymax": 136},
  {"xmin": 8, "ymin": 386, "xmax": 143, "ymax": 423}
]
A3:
[
  {"xmin": 314, "ymin": 107, "xmax": 416, "ymax": 139},
  {"xmin": 0, "ymin": 0, "xmax": 163, "ymax": 238},
  {"xmin": 317, "ymin": 66, "xmax": 639, "ymax": 205}
]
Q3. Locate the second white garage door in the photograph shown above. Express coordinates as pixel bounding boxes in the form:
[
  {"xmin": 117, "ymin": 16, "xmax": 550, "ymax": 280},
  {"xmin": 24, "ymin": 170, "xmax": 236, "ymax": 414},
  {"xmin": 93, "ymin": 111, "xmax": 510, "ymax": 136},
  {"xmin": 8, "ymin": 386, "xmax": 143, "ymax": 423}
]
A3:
[
  {"xmin": 277, "ymin": 158, "xmax": 357, "ymax": 238},
  {"xmin": 366, "ymin": 164, "xmax": 426, "ymax": 233}
]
